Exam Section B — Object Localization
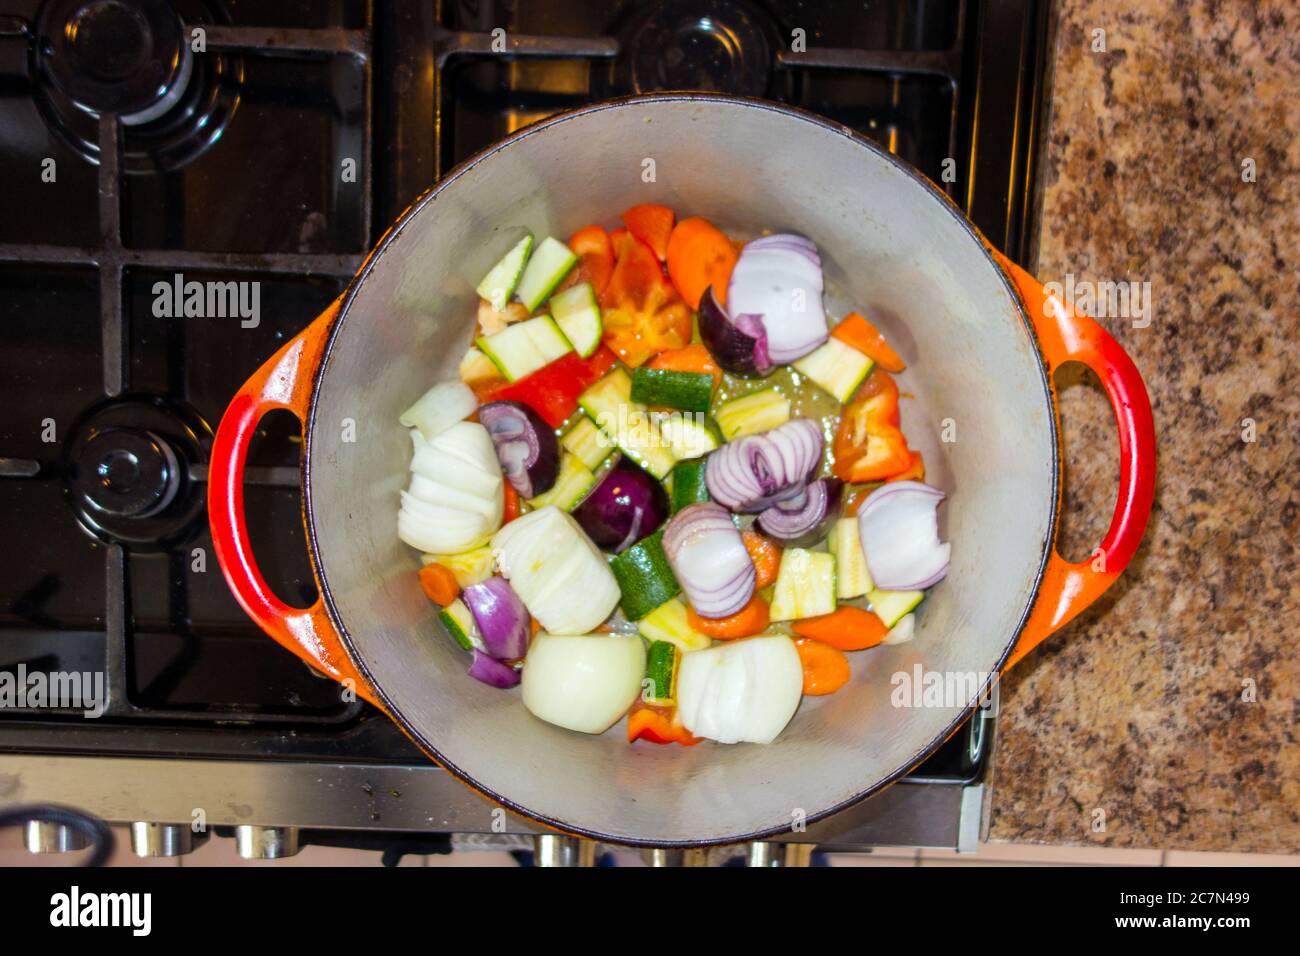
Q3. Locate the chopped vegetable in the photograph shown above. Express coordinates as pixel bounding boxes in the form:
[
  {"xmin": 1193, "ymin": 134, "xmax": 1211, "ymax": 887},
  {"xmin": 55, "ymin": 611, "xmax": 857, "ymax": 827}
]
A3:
[
  {"xmin": 832, "ymin": 311, "xmax": 906, "ymax": 373},
  {"xmin": 468, "ymin": 649, "xmax": 521, "ymax": 689},
  {"xmin": 792, "ymin": 336, "xmax": 874, "ymax": 404},
  {"xmin": 697, "ymin": 286, "xmax": 771, "ymax": 378},
  {"xmin": 793, "ymin": 638, "xmax": 851, "ymax": 695},
  {"xmin": 418, "ymin": 562, "xmax": 460, "ymax": 606},
  {"xmin": 868, "ymin": 589, "xmax": 925, "ymax": 628},
  {"xmin": 662, "ymin": 503, "xmax": 755, "ymax": 619},
  {"xmin": 572, "ymin": 457, "xmax": 669, "ymax": 552},
  {"xmin": 727, "ymin": 234, "xmax": 828, "ymax": 364},
  {"xmin": 627, "ymin": 702, "xmax": 701, "ymax": 745},
  {"xmin": 568, "ymin": 225, "xmax": 615, "ymax": 296},
  {"xmin": 622, "ymin": 203, "xmax": 675, "ymax": 260},
  {"xmin": 487, "ymin": 346, "xmax": 616, "ymax": 428},
  {"xmin": 399, "ymin": 380, "xmax": 478, "ymax": 441},
  {"xmin": 502, "ymin": 484, "xmax": 520, "ymax": 523},
  {"xmin": 666, "ymin": 216, "xmax": 738, "ymax": 309},
  {"xmin": 439, "ymin": 598, "xmax": 484, "ymax": 652},
  {"xmin": 477, "ymin": 314, "xmax": 572, "ymax": 382},
  {"xmin": 769, "ymin": 548, "xmax": 836, "ymax": 622},
  {"xmin": 756, "ymin": 477, "xmax": 843, "ymax": 548},
  {"xmin": 831, "ymin": 368, "xmax": 913, "ymax": 482},
  {"xmin": 578, "ymin": 367, "xmax": 676, "ymax": 478},
  {"xmin": 886, "ymin": 451, "xmax": 926, "ymax": 483},
  {"xmin": 704, "ymin": 418, "xmax": 823, "ymax": 512},
  {"xmin": 883, "ymin": 612, "xmax": 917, "ymax": 645},
  {"xmin": 741, "ymin": 530, "xmax": 782, "ymax": 589},
  {"xmin": 459, "ymin": 346, "xmax": 503, "ymax": 388},
  {"xmin": 657, "ymin": 414, "xmax": 722, "ymax": 461},
  {"xmin": 527, "ymin": 452, "xmax": 596, "ymax": 511},
  {"xmin": 668, "ymin": 457, "xmax": 710, "ymax": 514},
  {"xmin": 421, "ymin": 545, "xmax": 495, "ymax": 589},
  {"xmin": 462, "ymin": 576, "xmax": 530, "ymax": 660},
  {"xmin": 521, "ymin": 632, "xmax": 646, "ymax": 734},
  {"xmin": 714, "ymin": 388, "xmax": 791, "ymax": 440},
  {"xmin": 857, "ymin": 480, "xmax": 950, "ymax": 590},
  {"xmin": 601, "ymin": 231, "xmax": 691, "ymax": 367},
  {"xmin": 648, "ymin": 343, "xmax": 723, "ymax": 388},
  {"xmin": 561, "ymin": 416, "xmax": 614, "ymax": 472},
  {"xmin": 478, "ymin": 400, "xmax": 560, "ymax": 498},
  {"xmin": 791, "ymin": 606, "xmax": 888, "ymax": 651},
  {"xmin": 476, "ymin": 233, "xmax": 533, "ymax": 311},
  {"xmin": 686, "ymin": 593, "xmax": 769, "ymax": 640},
  {"xmin": 676, "ymin": 635, "xmax": 803, "ymax": 744},
  {"xmin": 399, "ymin": 423, "xmax": 504, "ymax": 555},
  {"xmin": 630, "ymin": 367, "xmax": 714, "ymax": 414},
  {"xmin": 549, "ymin": 281, "xmax": 603, "ymax": 358},
  {"xmin": 491, "ymin": 505, "xmax": 620, "ymax": 634},
  {"xmin": 515, "ymin": 236, "xmax": 578, "ymax": 312},
  {"xmin": 609, "ymin": 528, "xmax": 680, "ymax": 621},
  {"xmin": 643, "ymin": 640, "xmax": 680, "ymax": 704},
  {"xmin": 827, "ymin": 517, "xmax": 872, "ymax": 599},
  {"xmin": 636, "ymin": 596, "xmax": 712, "ymax": 652}
]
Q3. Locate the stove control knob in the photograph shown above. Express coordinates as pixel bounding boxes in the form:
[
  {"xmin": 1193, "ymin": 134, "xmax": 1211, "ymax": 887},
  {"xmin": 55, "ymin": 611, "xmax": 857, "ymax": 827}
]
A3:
[
  {"xmin": 234, "ymin": 825, "xmax": 301, "ymax": 860},
  {"xmin": 130, "ymin": 822, "xmax": 196, "ymax": 857},
  {"xmin": 24, "ymin": 820, "xmax": 91, "ymax": 854}
]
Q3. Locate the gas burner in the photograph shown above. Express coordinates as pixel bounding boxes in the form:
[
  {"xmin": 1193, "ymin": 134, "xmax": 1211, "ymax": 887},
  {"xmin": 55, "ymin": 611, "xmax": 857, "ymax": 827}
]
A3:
[
  {"xmin": 616, "ymin": 0, "xmax": 773, "ymax": 97},
  {"xmin": 63, "ymin": 396, "xmax": 210, "ymax": 549},
  {"xmin": 31, "ymin": 0, "xmax": 242, "ymax": 173}
]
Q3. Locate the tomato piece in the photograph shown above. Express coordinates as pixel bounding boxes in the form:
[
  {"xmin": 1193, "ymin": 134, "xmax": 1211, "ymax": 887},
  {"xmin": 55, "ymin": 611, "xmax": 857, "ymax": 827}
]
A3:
[
  {"xmin": 569, "ymin": 225, "xmax": 615, "ymax": 296},
  {"xmin": 621, "ymin": 204, "xmax": 675, "ymax": 260}
]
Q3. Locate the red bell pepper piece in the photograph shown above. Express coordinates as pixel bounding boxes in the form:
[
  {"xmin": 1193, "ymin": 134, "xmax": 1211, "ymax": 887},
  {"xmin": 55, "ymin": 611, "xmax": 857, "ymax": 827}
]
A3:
[
  {"xmin": 487, "ymin": 347, "xmax": 616, "ymax": 428},
  {"xmin": 568, "ymin": 225, "xmax": 615, "ymax": 297},
  {"xmin": 621, "ymin": 204, "xmax": 675, "ymax": 261},
  {"xmin": 626, "ymin": 702, "xmax": 701, "ymax": 746},
  {"xmin": 832, "ymin": 369, "xmax": 913, "ymax": 482}
]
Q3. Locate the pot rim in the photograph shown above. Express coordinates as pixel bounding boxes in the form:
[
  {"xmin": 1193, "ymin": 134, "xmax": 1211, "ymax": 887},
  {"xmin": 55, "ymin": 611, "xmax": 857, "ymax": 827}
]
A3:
[{"xmin": 303, "ymin": 91, "xmax": 1059, "ymax": 848}]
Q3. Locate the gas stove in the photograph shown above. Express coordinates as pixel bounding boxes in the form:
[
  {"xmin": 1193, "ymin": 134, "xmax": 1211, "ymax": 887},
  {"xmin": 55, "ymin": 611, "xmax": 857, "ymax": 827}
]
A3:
[{"xmin": 0, "ymin": 0, "xmax": 1050, "ymax": 863}]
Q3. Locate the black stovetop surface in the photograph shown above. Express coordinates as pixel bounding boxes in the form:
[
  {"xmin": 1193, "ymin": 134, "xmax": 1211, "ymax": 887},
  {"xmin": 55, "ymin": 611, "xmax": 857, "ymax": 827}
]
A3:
[{"xmin": 0, "ymin": 0, "xmax": 1048, "ymax": 784}]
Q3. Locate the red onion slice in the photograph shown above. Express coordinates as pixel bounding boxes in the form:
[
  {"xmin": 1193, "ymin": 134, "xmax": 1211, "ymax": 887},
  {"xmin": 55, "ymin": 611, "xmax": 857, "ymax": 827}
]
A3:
[
  {"xmin": 478, "ymin": 400, "xmax": 559, "ymax": 499},
  {"xmin": 728, "ymin": 233, "xmax": 829, "ymax": 364},
  {"xmin": 461, "ymin": 576, "xmax": 530, "ymax": 660},
  {"xmin": 856, "ymin": 481, "xmax": 951, "ymax": 590},
  {"xmin": 662, "ymin": 503, "xmax": 756, "ymax": 618},
  {"xmin": 705, "ymin": 418, "xmax": 824, "ymax": 512},
  {"xmin": 757, "ymin": 477, "xmax": 843, "ymax": 548},
  {"xmin": 468, "ymin": 649, "xmax": 521, "ymax": 689}
]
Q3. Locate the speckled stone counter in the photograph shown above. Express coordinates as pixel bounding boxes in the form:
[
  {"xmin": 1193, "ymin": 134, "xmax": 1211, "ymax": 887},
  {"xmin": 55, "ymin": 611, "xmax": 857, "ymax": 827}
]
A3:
[{"xmin": 986, "ymin": 0, "xmax": 1299, "ymax": 852}]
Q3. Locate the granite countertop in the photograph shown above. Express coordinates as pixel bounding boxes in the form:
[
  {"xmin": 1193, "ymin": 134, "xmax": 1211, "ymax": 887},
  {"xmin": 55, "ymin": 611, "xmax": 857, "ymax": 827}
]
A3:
[{"xmin": 987, "ymin": 0, "xmax": 1298, "ymax": 852}]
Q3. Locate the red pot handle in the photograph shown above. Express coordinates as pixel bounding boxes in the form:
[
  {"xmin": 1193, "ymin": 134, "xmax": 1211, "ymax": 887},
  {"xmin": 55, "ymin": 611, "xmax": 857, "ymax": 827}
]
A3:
[
  {"xmin": 994, "ymin": 252, "xmax": 1156, "ymax": 670},
  {"xmin": 207, "ymin": 298, "xmax": 382, "ymax": 707}
]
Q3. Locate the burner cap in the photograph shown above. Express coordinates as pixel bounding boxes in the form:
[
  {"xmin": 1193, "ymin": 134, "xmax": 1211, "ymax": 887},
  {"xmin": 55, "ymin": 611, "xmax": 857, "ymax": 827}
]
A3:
[
  {"xmin": 64, "ymin": 397, "xmax": 210, "ymax": 549},
  {"xmin": 36, "ymin": 0, "xmax": 189, "ymax": 124},
  {"xmin": 623, "ymin": 0, "xmax": 772, "ymax": 97}
]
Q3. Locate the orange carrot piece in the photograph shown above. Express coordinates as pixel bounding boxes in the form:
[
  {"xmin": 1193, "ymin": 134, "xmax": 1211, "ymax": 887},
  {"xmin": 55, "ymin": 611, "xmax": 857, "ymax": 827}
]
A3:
[
  {"xmin": 686, "ymin": 594, "xmax": 770, "ymax": 640},
  {"xmin": 418, "ymin": 563, "xmax": 460, "ymax": 606},
  {"xmin": 741, "ymin": 530, "xmax": 782, "ymax": 589},
  {"xmin": 885, "ymin": 451, "xmax": 925, "ymax": 483},
  {"xmin": 832, "ymin": 312, "xmax": 906, "ymax": 373},
  {"xmin": 648, "ymin": 343, "xmax": 723, "ymax": 388},
  {"xmin": 794, "ymin": 638, "xmax": 852, "ymax": 695},
  {"xmin": 791, "ymin": 606, "xmax": 889, "ymax": 651},
  {"xmin": 666, "ymin": 217, "xmax": 739, "ymax": 310}
]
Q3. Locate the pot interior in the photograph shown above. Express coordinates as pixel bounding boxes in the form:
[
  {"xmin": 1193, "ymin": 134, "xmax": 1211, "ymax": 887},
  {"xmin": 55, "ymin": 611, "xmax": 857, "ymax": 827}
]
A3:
[{"xmin": 306, "ymin": 95, "xmax": 1055, "ymax": 845}]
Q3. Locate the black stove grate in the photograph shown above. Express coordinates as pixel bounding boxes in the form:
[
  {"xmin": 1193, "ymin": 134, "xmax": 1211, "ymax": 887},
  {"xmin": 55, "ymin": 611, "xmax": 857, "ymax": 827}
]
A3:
[{"xmin": 0, "ymin": 0, "xmax": 1049, "ymax": 786}]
